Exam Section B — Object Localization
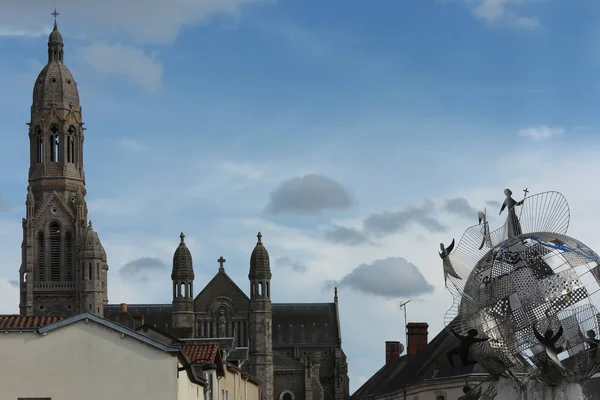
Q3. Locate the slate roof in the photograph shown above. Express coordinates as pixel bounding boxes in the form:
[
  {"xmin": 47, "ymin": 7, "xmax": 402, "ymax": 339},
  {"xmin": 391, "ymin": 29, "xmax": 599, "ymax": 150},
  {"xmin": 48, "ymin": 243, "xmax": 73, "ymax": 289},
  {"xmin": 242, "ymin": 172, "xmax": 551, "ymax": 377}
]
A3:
[
  {"xmin": 0, "ymin": 314, "xmax": 65, "ymax": 330},
  {"xmin": 105, "ymin": 301, "xmax": 342, "ymax": 347},
  {"xmin": 351, "ymin": 325, "xmax": 487, "ymax": 399},
  {"xmin": 272, "ymin": 303, "xmax": 340, "ymax": 345},
  {"xmin": 104, "ymin": 304, "xmax": 171, "ymax": 332}
]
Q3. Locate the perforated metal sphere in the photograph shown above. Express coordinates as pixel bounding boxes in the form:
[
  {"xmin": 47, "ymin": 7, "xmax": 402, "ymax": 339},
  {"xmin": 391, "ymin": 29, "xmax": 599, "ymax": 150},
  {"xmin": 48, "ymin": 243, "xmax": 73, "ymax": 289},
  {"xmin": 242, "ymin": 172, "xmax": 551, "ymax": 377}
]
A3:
[{"xmin": 457, "ymin": 232, "xmax": 600, "ymax": 384}]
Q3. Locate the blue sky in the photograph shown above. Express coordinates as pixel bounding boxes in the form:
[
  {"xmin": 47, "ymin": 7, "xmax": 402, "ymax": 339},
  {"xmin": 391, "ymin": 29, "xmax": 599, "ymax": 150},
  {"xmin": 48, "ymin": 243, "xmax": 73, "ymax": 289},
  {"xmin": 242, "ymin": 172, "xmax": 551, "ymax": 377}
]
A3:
[{"xmin": 3, "ymin": 0, "xmax": 600, "ymax": 393}]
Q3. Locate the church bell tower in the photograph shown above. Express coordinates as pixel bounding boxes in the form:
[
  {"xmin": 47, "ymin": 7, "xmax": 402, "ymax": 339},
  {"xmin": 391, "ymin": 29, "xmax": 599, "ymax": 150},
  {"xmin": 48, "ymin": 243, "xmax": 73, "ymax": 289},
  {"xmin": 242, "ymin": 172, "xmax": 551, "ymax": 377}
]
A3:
[
  {"xmin": 19, "ymin": 13, "xmax": 108, "ymax": 317},
  {"xmin": 247, "ymin": 232, "xmax": 274, "ymax": 399}
]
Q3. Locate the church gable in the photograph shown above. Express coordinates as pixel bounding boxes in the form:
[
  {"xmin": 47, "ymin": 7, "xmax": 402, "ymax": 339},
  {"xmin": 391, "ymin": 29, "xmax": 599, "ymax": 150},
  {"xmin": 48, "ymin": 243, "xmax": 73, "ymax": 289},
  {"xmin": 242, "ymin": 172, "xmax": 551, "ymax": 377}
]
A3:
[
  {"xmin": 35, "ymin": 190, "xmax": 75, "ymax": 225},
  {"xmin": 194, "ymin": 271, "xmax": 250, "ymax": 313}
]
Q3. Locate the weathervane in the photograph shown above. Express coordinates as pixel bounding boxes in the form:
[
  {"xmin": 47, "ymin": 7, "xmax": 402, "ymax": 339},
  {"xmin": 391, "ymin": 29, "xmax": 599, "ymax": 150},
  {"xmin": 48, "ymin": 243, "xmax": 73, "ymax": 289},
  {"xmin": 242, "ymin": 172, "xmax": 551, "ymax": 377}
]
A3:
[{"xmin": 51, "ymin": 8, "xmax": 60, "ymax": 27}]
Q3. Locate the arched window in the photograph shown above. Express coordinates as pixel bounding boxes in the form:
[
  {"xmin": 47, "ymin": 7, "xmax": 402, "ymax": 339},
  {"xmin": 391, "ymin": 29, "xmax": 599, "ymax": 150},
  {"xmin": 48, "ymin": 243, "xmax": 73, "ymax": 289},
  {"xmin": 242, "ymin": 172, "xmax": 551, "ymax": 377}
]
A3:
[
  {"xmin": 67, "ymin": 126, "xmax": 76, "ymax": 163},
  {"xmin": 180, "ymin": 282, "xmax": 185, "ymax": 297},
  {"xmin": 35, "ymin": 126, "xmax": 43, "ymax": 163},
  {"xmin": 49, "ymin": 125, "xmax": 60, "ymax": 163},
  {"xmin": 282, "ymin": 393, "xmax": 293, "ymax": 400},
  {"xmin": 265, "ymin": 281, "xmax": 269, "ymax": 298},
  {"xmin": 96, "ymin": 262, "xmax": 100, "ymax": 280},
  {"xmin": 37, "ymin": 232, "xmax": 45, "ymax": 281},
  {"xmin": 49, "ymin": 222, "xmax": 61, "ymax": 281},
  {"xmin": 65, "ymin": 231, "xmax": 73, "ymax": 281},
  {"xmin": 88, "ymin": 262, "xmax": 92, "ymax": 280},
  {"xmin": 258, "ymin": 282, "xmax": 263, "ymax": 297}
]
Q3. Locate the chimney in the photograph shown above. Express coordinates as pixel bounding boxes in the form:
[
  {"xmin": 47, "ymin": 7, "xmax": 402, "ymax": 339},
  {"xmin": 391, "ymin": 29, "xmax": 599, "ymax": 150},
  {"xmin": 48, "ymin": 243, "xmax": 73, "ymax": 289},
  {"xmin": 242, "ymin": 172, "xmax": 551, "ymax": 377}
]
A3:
[
  {"xmin": 407, "ymin": 322, "xmax": 428, "ymax": 360},
  {"xmin": 120, "ymin": 303, "xmax": 127, "ymax": 312},
  {"xmin": 385, "ymin": 341, "xmax": 402, "ymax": 367}
]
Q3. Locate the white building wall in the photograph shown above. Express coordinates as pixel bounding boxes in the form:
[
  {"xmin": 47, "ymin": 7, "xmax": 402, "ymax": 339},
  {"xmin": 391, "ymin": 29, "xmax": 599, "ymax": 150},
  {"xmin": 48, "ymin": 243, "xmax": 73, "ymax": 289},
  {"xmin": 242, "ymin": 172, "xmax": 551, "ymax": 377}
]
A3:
[
  {"xmin": 178, "ymin": 362, "xmax": 205, "ymax": 400},
  {"xmin": 0, "ymin": 319, "xmax": 197, "ymax": 400}
]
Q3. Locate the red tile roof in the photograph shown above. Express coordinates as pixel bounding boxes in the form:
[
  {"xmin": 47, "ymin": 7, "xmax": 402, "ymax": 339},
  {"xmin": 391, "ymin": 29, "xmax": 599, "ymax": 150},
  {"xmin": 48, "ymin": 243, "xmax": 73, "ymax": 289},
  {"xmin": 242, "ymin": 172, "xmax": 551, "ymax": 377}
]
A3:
[
  {"xmin": 177, "ymin": 342, "xmax": 219, "ymax": 363},
  {"xmin": 0, "ymin": 314, "xmax": 65, "ymax": 329}
]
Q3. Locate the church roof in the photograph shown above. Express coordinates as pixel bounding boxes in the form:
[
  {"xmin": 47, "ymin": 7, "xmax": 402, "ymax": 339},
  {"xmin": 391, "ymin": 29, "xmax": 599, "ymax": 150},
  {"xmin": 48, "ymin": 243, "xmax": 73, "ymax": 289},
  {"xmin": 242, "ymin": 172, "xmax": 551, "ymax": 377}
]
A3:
[
  {"xmin": 105, "ymin": 302, "xmax": 343, "ymax": 347},
  {"xmin": 0, "ymin": 314, "xmax": 65, "ymax": 330},
  {"xmin": 172, "ymin": 232, "xmax": 194, "ymax": 281},
  {"xmin": 33, "ymin": 55, "xmax": 79, "ymax": 109},
  {"xmin": 249, "ymin": 232, "xmax": 271, "ymax": 280},
  {"xmin": 272, "ymin": 303, "xmax": 341, "ymax": 346},
  {"xmin": 104, "ymin": 304, "xmax": 172, "ymax": 332}
]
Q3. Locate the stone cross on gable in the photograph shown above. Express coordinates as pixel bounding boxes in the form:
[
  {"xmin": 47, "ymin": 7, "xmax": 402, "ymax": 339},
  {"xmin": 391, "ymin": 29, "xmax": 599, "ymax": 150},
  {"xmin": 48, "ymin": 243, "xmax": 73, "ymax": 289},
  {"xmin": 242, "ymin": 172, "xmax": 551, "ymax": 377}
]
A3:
[{"xmin": 217, "ymin": 256, "xmax": 226, "ymax": 272}]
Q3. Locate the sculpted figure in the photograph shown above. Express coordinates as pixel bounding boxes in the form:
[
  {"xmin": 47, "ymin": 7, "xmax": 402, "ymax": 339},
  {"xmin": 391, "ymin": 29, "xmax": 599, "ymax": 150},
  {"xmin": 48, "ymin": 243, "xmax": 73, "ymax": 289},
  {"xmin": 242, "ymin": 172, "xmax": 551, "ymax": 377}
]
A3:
[
  {"xmin": 533, "ymin": 324, "xmax": 565, "ymax": 369},
  {"xmin": 447, "ymin": 328, "xmax": 489, "ymax": 368},
  {"xmin": 218, "ymin": 310, "xmax": 227, "ymax": 337},
  {"xmin": 499, "ymin": 188, "xmax": 524, "ymax": 238},
  {"xmin": 440, "ymin": 240, "xmax": 461, "ymax": 287}
]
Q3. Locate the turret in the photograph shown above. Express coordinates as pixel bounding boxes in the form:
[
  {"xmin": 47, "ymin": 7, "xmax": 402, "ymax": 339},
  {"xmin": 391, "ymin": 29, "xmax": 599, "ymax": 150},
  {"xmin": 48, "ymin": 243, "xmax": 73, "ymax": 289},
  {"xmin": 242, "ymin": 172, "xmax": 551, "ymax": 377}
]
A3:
[
  {"xmin": 171, "ymin": 232, "xmax": 195, "ymax": 338},
  {"xmin": 247, "ymin": 232, "xmax": 274, "ymax": 399},
  {"xmin": 78, "ymin": 221, "xmax": 107, "ymax": 316}
]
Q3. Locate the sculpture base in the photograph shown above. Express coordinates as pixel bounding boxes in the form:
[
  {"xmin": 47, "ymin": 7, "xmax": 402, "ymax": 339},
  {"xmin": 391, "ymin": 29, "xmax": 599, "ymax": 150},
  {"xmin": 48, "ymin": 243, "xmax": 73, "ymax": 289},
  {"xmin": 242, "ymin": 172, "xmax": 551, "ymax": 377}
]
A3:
[{"xmin": 495, "ymin": 377, "xmax": 583, "ymax": 400}]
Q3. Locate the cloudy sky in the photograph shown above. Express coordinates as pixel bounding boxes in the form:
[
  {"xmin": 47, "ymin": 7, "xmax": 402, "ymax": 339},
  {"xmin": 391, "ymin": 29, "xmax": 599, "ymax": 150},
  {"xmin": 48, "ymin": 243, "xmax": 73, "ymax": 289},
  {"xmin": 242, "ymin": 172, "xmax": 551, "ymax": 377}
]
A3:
[{"xmin": 2, "ymin": 0, "xmax": 600, "ymax": 393}]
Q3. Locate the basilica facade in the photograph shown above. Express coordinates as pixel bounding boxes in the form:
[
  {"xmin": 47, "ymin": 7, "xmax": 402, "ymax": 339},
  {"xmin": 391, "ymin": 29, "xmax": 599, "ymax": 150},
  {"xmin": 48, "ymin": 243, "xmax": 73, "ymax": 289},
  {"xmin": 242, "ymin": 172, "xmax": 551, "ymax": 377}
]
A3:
[{"xmin": 18, "ymin": 21, "xmax": 349, "ymax": 400}]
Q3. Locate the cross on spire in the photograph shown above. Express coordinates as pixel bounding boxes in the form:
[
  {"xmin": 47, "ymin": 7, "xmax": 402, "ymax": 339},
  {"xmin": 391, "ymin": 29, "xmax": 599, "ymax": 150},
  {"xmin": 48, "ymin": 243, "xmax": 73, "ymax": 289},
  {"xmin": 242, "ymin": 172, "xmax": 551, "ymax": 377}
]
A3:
[
  {"xmin": 217, "ymin": 256, "xmax": 226, "ymax": 271},
  {"xmin": 523, "ymin": 188, "xmax": 529, "ymax": 198},
  {"xmin": 180, "ymin": 232, "xmax": 185, "ymax": 243},
  {"xmin": 51, "ymin": 8, "xmax": 60, "ymax": 28},
  {"xmin": 257, "ymin": 231, "xmax": 262, "ymax": 243}
]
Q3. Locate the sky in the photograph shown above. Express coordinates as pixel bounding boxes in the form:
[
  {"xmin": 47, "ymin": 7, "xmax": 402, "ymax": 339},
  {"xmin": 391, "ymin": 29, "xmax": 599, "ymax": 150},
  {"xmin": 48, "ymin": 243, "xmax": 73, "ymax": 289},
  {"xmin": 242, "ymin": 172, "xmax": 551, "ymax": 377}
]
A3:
[{"xmin": 2, "ymin": 0, "xmax": 600, "ymax": 393}]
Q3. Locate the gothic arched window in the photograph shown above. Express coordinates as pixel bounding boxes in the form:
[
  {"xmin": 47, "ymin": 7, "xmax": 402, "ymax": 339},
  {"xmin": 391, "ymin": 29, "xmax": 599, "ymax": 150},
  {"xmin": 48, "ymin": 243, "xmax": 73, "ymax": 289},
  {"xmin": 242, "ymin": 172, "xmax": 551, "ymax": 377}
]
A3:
[
  {"xmin": 49, "ymin": 124, "xmax": 60, "ymax": 163},
  {"xmin": 37, "ymin": 232, "xmax": 45, "ymax": 281},
  {"xmin": 49, "ymin": 222, "xmax": 61, "ymax": 281},
  {"xmin": 67, "ymin": 126, "xmax": 76, "ymax": 163},
  {"xmin": 34, "ymin": 126, "xmax": 43, "ymax": 164},
  {"xmin": 88, "ymin": 262, "xmax": 92, "ymax": 280},
  {"xmin": 65, "ymin": 231, "xmax": 73, "ymax": 281}
]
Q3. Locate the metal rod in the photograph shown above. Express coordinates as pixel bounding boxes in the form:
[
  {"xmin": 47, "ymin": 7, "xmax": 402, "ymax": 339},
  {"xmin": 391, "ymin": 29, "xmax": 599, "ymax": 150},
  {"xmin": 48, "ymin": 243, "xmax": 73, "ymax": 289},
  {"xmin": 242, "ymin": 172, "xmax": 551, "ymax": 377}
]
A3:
[{"xmin": 398, "ymin": 300, "xmax": 411, "ymax": 353}]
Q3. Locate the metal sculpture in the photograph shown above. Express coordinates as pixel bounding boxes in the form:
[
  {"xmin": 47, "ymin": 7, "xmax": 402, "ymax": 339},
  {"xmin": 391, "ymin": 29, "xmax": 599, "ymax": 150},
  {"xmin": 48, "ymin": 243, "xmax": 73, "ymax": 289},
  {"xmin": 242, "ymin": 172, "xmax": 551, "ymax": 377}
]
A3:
[{"xmin": 440, "ymin": 189, "xmax": 600, "ymax": 392}]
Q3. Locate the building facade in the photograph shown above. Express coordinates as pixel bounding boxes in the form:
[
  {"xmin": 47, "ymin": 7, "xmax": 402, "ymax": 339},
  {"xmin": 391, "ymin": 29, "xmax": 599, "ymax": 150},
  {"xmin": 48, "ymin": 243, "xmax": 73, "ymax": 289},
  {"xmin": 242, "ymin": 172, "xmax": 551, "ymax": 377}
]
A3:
[
  {"xmin": 0, "ymin": 313, "xmax": 207, "ymax": 400},
  {"xmin": 105, "ymin": 233, "xmax": 350, "ymax": 400},
  {"xmin": 16, "ymin": 22, "xmax": 349, "ymax": 400}
]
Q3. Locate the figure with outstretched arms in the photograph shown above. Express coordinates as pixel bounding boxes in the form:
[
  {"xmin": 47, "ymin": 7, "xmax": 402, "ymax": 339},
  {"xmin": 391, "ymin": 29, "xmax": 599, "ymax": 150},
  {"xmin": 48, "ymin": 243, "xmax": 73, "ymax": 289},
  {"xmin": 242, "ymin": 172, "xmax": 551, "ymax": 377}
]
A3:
[{"xmin": 447, "ymin": 328, "xmax": 489, "ymax": 367}]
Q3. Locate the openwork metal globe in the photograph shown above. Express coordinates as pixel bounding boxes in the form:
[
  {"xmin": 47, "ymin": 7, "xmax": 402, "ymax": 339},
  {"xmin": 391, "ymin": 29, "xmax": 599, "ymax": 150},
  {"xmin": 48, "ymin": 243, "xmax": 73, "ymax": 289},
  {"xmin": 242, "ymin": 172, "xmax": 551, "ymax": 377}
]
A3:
[{"xmin": 441, "ymin": 190, "xmax": 600, "ymax": 387}]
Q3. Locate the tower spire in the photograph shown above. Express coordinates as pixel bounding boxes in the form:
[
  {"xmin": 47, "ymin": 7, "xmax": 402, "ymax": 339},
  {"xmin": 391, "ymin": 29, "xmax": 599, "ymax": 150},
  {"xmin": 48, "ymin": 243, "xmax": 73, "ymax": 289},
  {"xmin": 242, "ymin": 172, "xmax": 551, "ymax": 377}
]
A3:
[{"xmin": 47, "ymin": 8, "xmax": 64, "ymax": 63}]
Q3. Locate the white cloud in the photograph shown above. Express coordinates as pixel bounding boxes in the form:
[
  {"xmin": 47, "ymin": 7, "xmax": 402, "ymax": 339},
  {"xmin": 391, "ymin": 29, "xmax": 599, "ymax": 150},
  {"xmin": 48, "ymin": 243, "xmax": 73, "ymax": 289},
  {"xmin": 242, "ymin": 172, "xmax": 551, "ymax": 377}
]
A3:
[
  {"xmin": 469, "ymin": 0, "xmax": 540, "ymax": 29},
  {"xmin": 0, "ymin": 25, "xmax": 52, "ymax": 38},
  {"xmin": 77, "ymin": 43, "xmax": 163, "ymax": 92},
  {"xmin": 518, "ymin": 125, "xmax": 565, "ymax": 141},
  {"xmin": 221, "ymin": 162, "xmax": 264, "ymax": 181},
  {"xmin": 0, "ymin": 0, "xmax": 278, "ymax": 44},
  {"xmin": 118, "ymin": 138, "xmax": 146, "ymax": 151}
]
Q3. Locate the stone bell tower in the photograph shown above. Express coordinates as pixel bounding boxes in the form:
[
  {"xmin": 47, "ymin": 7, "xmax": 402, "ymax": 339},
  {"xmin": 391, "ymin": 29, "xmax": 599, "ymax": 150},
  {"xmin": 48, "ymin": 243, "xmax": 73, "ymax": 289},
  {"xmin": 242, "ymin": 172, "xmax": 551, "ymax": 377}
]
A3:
[
  {"xmin": 19, "ymin": 14, "xmax": 108, "ymax": 317},
  {"xmin": 247, "ymin": 232, "xmax": 274, "ymax": 399}
]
